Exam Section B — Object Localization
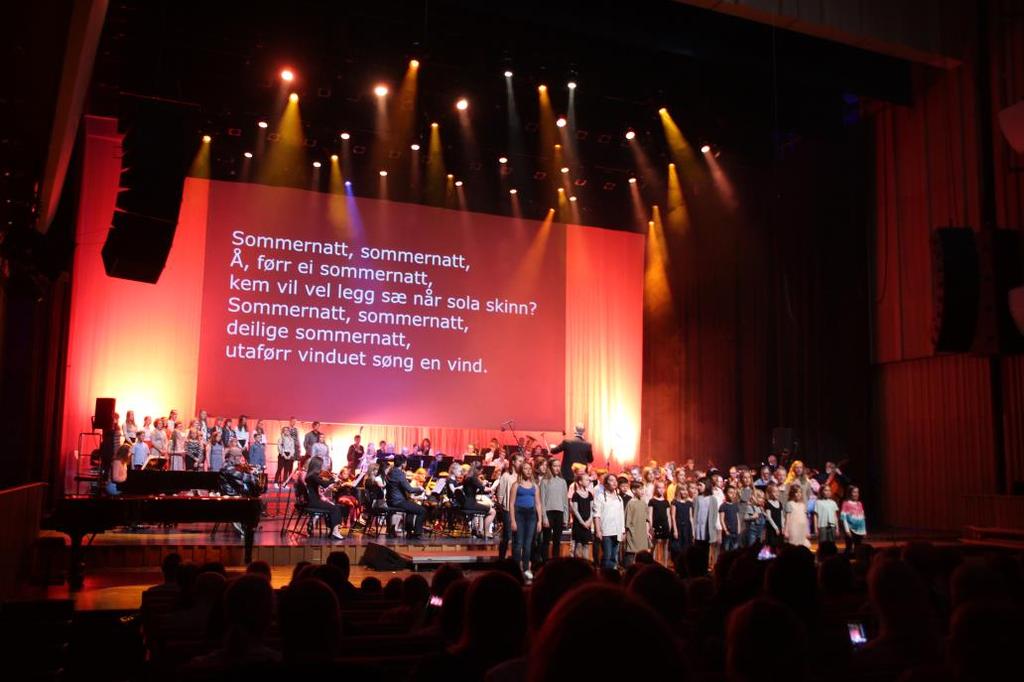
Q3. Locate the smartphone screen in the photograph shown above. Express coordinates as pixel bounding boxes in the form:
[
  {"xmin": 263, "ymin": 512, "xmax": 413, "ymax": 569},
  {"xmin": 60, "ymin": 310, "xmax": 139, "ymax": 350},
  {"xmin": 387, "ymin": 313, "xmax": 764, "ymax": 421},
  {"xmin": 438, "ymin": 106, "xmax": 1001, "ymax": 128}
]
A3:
[
  {"xmin": 847, "ymin": 622, "xmax": 867, "ymax": 646},
  {"xmin": 757, "ymin": 545, "xmax": 776, "ymax": 561},
  {"xmin": 429, "ymin": 595, "xmax": 443, "ymax": 607}
]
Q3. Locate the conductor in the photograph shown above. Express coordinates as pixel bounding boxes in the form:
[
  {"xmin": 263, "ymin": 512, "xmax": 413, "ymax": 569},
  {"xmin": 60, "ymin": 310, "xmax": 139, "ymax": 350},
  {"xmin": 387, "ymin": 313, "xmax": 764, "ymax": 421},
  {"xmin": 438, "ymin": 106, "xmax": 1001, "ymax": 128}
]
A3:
[{"xmin": 549, "ymin": 424, "xmax": 593, "ymax": 488}]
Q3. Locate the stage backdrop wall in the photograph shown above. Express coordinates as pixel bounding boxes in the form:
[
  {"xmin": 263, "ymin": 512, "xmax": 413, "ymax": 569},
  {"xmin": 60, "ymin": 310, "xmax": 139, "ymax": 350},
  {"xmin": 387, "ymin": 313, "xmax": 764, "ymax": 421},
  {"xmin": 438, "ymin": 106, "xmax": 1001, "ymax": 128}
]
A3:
[{"xmin": 61, "ymin": 116, "xmax": 643, "ymax": 489}]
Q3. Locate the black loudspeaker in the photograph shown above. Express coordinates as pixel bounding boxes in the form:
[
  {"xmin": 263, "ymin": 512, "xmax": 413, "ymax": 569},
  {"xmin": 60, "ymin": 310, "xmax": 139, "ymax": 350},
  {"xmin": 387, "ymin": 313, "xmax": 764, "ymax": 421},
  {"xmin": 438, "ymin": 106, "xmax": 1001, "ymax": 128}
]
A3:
[
  {"xmin": 93, "ymin": 397, "xmax": 116, "ymax": 431},
  {"xmin": 932, "ymin": 228, "xmax": 980, "ymax": 353},
  {"xmin": 101, "ymin": 96, "xmax": 197, "ymax": 284},
  {"xmin": 999, "ymin": 100, "xmax": 1024, "ymax": 153},
  {"xmin": 359, "ymin": 543, "xmax": 413, "ymax": 571},
  {"xmin": 994, "ymin": 231, "xmax": 1024, "ymax": 351},
  {"xmin": 770, "ymin": 427, "xmax": 795, "ymax": 454}
]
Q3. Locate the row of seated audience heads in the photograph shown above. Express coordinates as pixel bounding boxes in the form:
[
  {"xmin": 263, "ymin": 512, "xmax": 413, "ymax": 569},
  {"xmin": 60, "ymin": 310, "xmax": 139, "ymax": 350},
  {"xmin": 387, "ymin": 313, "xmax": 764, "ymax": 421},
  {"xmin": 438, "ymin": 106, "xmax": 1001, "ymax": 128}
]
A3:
[{"xmin": 140, "ymin": 541, "xmax": 1024, "ymax": 682}]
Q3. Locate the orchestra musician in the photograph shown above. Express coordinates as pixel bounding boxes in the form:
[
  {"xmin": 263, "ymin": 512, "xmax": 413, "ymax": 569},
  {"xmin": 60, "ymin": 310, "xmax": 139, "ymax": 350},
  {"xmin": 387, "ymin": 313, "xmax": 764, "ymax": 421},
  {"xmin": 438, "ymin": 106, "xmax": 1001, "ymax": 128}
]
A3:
[
  {"xmin": 427, "ymin": 450, "xmax": 446, "ymax": 477},
  {"xmin": 461, "ymin": 462, "xmax": 496, "ymax": 538},
  {"xmin": 485, "ymin": 437, "xmax": 504, "ymax": 461},
  {"xmin": 386, "ymin": 454, "xmax": 425, "ymax": 538},
  {"xmin": 815, "ymin": 460, "xmax": 849, "ymax": 500},
  {"xmin": 304, "ymin": 457, "xmax": 346, "ymax": 540}
]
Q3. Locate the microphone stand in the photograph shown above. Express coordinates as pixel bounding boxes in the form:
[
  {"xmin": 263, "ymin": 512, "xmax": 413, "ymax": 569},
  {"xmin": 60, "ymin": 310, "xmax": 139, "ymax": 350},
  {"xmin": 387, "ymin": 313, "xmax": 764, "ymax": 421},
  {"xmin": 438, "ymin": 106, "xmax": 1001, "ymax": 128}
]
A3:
[{"xmin": 501, "ymin": 420, "xmax": 526, "ymax": 458}]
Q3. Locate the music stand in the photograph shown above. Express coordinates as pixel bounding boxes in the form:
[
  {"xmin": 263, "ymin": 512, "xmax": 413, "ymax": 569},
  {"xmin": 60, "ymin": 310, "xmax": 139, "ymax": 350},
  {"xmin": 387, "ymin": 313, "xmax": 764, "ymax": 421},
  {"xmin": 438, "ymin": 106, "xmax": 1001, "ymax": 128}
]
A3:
[{"xmin": 463, "ymin": 454, "xmax": 482, "ymax": 466}]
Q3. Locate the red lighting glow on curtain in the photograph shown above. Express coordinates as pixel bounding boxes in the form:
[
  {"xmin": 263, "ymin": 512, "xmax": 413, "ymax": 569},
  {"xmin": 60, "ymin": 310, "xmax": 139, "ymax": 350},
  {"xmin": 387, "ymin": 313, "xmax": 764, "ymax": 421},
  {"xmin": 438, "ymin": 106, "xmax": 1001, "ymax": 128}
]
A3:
[{"xmin": 61, "ymin": 116, "xmax": 644, "ymax": 489}]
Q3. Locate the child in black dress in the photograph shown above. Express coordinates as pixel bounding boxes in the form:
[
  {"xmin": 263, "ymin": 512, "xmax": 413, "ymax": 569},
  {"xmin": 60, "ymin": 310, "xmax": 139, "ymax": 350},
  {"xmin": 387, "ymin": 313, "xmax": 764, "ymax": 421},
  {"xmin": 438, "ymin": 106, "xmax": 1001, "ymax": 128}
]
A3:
[
  {"xmin": 647, "ymin": 480, "xmax": 671, "ymax": 566},
  {"xmin": 764, "ymin": 482, "xmax": 783, "ymax": 548},
  {"xmin": 671, "ymin": 481, "xmax": 695, "ymax": 558},
  {"xmin": 570, "ymin": 473, "xmax": 594, "ymax": 560}
]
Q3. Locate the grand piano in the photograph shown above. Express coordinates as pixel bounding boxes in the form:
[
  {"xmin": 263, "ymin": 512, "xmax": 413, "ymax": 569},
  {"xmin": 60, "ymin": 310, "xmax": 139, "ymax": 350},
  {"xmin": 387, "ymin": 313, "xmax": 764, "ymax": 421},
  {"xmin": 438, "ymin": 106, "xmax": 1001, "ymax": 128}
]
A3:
[
  {"xmin": 117, "ymin": 469, "xmax": 223, "ymax": 495},
  {"xmin": 43, "ymin": 495, "xmax": 262, "ymax": 589}
]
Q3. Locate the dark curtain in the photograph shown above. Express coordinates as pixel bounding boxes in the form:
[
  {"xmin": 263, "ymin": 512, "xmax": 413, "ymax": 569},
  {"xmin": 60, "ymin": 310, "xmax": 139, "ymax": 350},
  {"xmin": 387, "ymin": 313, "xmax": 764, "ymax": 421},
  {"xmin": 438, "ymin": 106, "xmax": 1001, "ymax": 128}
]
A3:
[{"xmin": 642, "ymin": 131, "xmax": 870, "ymax": 477}]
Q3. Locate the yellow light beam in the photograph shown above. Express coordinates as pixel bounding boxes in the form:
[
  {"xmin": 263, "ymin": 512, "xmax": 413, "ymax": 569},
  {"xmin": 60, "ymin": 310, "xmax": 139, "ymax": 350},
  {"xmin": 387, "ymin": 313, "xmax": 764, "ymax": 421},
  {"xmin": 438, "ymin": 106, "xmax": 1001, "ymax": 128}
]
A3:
[
  {"xmin": 188, "ymin": 137, "xmax": 210, "ymax": 178},
  {"xmin": 705, "ymin": 151, "xmax": 738, "ymax": 211},
  {"xmin": 658, "ymin": 108, "xmax": 699, "ymax": 169},
  {"xmin": 666, "ymin": 162, "xmax": 691, "ymax": 233},
  {"xmin": 258, "ymin": 95, "xmax": 305, "ymax": 186},
  {"xmin": 645, "ymin": 205, "xmax": 674, "ymax": 316},
  {"xmin": 425, "ymin": 123, "xmax": 446, "ymax": 205},
  {"xmin": 538, "ymin": 85, "xmax": 559, "ymax": 183},
  {"xmin": 512, "ymin": 208, "xmax": 555, "ymax": 287},
  {"xmin": 628, "ymin": 180, "xmax": 648, "ymax": 231}
]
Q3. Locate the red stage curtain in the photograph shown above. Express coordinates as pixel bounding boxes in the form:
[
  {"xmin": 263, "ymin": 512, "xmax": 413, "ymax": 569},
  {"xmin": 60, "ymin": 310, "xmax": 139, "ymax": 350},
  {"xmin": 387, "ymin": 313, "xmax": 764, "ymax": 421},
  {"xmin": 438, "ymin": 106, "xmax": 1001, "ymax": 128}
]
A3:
[{"xmin": 565, "ymin": 225, "xmax": 645, "ymax": 466}]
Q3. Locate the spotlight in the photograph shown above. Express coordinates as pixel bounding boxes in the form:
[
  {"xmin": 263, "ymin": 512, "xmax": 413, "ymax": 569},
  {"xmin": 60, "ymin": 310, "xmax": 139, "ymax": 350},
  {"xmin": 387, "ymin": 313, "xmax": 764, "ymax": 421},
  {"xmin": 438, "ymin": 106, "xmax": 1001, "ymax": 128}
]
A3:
[
  {"xmin": 669, "ymin": 163, "xmax": 676, "ymax": 168},
  {"xmin": 410, "ymin": 143, "xmax": 420, "ymax": 151},
  {"xmin": 625, "ymin": 129, "xmax": 636, "ymax": 141},
  {"xmin": 554, "ymin": 144, "xmax": 562, "ymax": 150},
  {"xmin": 409, "ymin": 59, "xmax": 420, "ymax": 68},
  {"xmin": 455, "ymin": 180, "xmax": 463, "ymax": 187},
  {"xmin": 628, "ymin": 177, "xmax": 637, "ymax": 184},
  {"xmin": 201, "ymin": 135, "xmax": 212, "ymax": 143},
  {"xmin": 312, "ymin": 161, "xmax": 321, "ymax": 168},
  {"xmin": 560, "ymin": 167, "xmax": 569, "ymax": 174},
  {"xmin": 498, "ymin": 156, "xmax": 508, "ymax": 164},
  {"xmin": 568, "ymin": 81, "xmax": 577, "ymax": 89},
  {"xmin": 557, "ymin": 187, "xmax": 564, "ymax": 193},
  {"xmin": 379, "ymin": 170, "xmax": 388, "ymax": 177},
  {"xmin": 374, "ymin": 84, "xmax": 389, "ymax": 97},
  {"xmin": 447, "ymin": 173, "xmax": 454, "ymax": 180},
  {"xmin": 289, "ymin": 92, "xmax": 298, "ymax": 102},
  {"xmin": 431, "ymin": 122, "xmax": 439, "ymax": 128},
  {"xmin": 330, "ymin": 154, "xmax": 338, "ymax": 161},
  {"xmin": 509, "ymin": 188, "xmax": 518, "ymax": 195},
  {"xmin": 456, "ymin": 98, "xmax": 468, "ymax": 111},
  {"xmin": 538, "ymin": 84, "xmax": 547, "ymax": 92},
  {"xmin": 658, "ymin": 107, "xmax": 667, "ymax": 115},
  {"xmin": 280, "ymin": 68, "xmax": 294, "ymax": 82},
  {"xmin": 569, "ymin": 195, "xmax": 577, "ymax": 202},
  {"xmin": 257, "ymin": 121, "xmax": 269, "ymax": 129},
  {"xmin": 344, "ymin": 180, "xmax": 352, "ymax": 187},
  {"xmin": 700, "ymin": 144, "xmax": 711, "ymax": 154},
  {"xmin": 243, "ymin": 151, "xmax": 253, "ymax": 159},
  {"xmin": 340, "ymin": 132, "xmax": 350, "ymax": 140},
  {"xmin": 504, "ymin": 70, "xmax": 513, "ymax": 78},
  {"xmin": 556, "ymin": 117, "xmax": 567, "ymax": 128}
]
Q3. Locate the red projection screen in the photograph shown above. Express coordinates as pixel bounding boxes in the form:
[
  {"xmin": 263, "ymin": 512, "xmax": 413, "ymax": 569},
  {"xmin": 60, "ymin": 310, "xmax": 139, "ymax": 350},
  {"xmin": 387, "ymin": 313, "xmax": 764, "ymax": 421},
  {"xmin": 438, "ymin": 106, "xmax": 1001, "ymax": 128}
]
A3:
[
  {"xmin": 195, "ymin": 181, "xmax": 565, "ymax": 429},
  {"xmin": 61, "ymin": 118, "xmax": 643, "ymax": 486}
]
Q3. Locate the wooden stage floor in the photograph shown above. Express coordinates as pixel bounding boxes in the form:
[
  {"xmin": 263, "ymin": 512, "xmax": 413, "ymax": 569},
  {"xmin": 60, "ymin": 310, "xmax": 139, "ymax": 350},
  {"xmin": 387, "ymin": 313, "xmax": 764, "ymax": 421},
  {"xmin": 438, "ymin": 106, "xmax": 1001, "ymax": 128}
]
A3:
[{"xmin": 31, "ymin": 517, "xmax": 500, "ymax": 610}]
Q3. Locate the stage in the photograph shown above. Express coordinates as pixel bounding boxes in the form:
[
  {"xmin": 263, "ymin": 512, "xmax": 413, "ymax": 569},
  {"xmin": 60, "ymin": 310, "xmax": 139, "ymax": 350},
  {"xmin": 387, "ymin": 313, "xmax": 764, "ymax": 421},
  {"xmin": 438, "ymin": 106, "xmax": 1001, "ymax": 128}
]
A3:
[{"xmin": 27, "ymin": 506, "xmax": 974, "ymax": 613}]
